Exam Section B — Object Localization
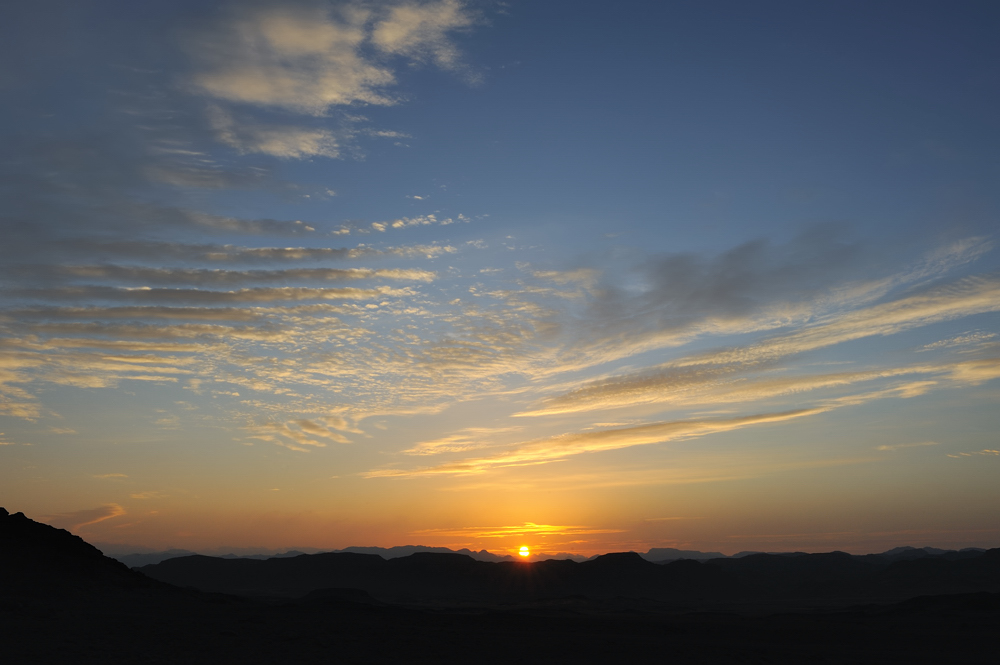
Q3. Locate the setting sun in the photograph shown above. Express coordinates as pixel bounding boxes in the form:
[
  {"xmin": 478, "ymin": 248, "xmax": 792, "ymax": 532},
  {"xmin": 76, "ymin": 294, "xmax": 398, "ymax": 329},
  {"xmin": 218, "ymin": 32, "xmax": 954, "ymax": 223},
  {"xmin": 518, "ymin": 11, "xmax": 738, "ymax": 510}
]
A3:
[{"xmin": 519, "ymin": 546, "xmax": 530, "ymax": 558}]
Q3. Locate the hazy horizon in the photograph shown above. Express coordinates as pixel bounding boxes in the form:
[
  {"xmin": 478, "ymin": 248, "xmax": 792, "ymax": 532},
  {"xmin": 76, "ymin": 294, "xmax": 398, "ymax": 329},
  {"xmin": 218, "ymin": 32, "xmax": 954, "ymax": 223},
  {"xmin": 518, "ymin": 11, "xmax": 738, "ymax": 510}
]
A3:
[
  {"xmin": 2, "ymin": 1, "xmax": 999, "ymax": 559},
  {"xmin": 87, "ymin": 538, "xmax": 991, "ymax": 561}
]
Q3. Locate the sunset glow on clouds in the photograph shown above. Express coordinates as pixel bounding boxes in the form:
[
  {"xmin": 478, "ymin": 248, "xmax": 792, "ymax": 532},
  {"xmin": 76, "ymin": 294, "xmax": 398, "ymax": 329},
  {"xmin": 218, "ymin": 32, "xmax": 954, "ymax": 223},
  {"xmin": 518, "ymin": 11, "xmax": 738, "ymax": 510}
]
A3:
[{"xmin": 2, "ymin": 1, "xmax": 999, "ymax": 558}]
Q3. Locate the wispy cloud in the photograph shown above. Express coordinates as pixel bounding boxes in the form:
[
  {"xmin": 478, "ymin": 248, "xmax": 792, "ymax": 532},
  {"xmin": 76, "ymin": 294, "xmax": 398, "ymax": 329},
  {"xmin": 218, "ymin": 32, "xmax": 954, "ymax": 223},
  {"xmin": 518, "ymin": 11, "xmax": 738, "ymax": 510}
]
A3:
[
  {"xmin": 532, "ymin": 268, "xmax": 600, "ymax": 287},
  {"xmin": 370, "ymin": 213, "xmax": 469, "ymax": 233},
  {"xmin": 536, "ymin": 235, "xmax": 993, "ymax": 382},
  {"xmin": 365, "ymin": 408, "xmax": 825, "ymax": 477},
  {"xmin": 367, "ymin": 377, "xmax": 967, "ymax": 478},
  {"xmin": 519, "ymin": 276, "xmax": 1000, "ymax": 416},
  {"xmin": 920, "ymin": 331, "xmax": 997, "ymax": 352},
  {"xmin": 947, "ymin": 449, "xmax": 1000, "ymax": 459},
  {"xmin": 10, "ymin": 285, "xmax": 415, "ymax": 305},
  {"xmin": 249, "ymin": 418, "xmax": 352, "ymax": 451},
  {"xmin": 372, "ymin": 0, "xmax": 475, "ymax": 70},
  {"xmin": 411, "ymin": 522, "xmax": 624, "ymax": 539},
  {"xmin": 129, "ymin": 491, "xmax": 165, "ymax": 500},
  {"xmin": 49, "ymin": 265, "xmax": 436, "ymax": 287},
  {"xmin": 43, "ymin": 504, "xmax": 126, "ymax": 530},
  {"xmin": 404, "ymin": 426, "xmax": 524, "ymax": 455},
  {"xmin": 208, "ymin": 106, "xmax": 342, "ymax": 159},
  {"xmin": 876, "ymin": 441, "xmax": 939, "ymax": 452},
  {"xmin": 6, "ymin": 238, "xmax": 456, "ymax": 264}
]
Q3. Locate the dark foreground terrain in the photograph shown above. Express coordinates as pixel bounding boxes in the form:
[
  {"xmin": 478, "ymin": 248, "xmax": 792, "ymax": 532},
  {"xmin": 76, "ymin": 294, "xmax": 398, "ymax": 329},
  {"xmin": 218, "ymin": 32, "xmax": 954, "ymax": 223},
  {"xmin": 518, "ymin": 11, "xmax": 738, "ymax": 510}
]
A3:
[{"xmin": 3, "ymin": 508, "xmax": 998, "ymax": 664}]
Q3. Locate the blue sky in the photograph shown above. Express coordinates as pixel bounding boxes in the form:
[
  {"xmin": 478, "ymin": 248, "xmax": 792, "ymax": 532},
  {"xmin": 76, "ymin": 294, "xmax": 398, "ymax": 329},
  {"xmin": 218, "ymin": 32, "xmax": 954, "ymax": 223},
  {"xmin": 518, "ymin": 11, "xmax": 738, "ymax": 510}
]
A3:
[{"xmin": 1, "ymin": 0, "xmax": 999, "ymax": 556}]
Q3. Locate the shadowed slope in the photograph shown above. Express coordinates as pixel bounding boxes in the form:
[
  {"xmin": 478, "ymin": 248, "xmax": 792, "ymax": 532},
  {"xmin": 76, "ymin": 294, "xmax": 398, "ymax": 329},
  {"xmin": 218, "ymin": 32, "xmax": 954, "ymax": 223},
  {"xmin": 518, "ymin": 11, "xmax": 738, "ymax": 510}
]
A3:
[{"xmin": 0, "ymin": 507, "xmax": 152, "ymax": 595}]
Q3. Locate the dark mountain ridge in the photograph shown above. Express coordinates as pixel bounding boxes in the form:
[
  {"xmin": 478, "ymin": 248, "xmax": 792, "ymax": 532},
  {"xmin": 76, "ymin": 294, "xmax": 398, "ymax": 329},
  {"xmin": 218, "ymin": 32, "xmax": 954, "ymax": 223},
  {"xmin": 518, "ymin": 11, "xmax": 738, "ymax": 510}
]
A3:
[
  {"xmin": 0, "ymin": 507, "xmax": 153, "ymax": 595},
  {"xmin": 138, "ymin": 543, "xmax": 1000, "ymax": 608},
  {"xmin": 107, "ymin": 541, "xmax": 983, "ymax": 569},
  {"xmin": 105, "ymin": 543, "xmax": 516, "ymax": 568},
  {"xmin": 4, "ymin": 507, "xmax": 999, "ymax": 664}
]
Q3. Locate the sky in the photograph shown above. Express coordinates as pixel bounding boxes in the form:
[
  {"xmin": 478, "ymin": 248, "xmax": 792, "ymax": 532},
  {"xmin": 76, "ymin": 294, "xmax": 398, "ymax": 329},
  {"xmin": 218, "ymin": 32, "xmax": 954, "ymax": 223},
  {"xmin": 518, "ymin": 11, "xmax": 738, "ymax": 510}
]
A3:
[{"xmin": 1, "ymin": 0, "xmax": 999, "ymax": 558}]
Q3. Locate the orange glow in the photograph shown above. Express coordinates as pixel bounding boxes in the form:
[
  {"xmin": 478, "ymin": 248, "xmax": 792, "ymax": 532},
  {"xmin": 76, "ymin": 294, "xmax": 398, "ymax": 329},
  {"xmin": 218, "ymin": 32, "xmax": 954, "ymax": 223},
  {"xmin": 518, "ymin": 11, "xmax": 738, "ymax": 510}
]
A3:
[{"xmin": 519, "ymin": 546, "xmax": 530, "ymax": 557}]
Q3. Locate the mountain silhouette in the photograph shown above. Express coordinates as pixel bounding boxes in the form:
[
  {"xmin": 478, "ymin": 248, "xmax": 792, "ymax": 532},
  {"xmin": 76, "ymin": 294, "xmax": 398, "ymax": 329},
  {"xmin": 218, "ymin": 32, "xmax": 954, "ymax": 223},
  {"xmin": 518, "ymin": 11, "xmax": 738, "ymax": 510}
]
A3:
[
  {"xmin": 111, "ymin": 548, "xmax": 199, "ymax": 568},
  {"xmin": 4, "ymin": 507, "xmax": 999, "ymax": 664},
  {"xmin": 0, "ymin": 507, "xmax": 152, "ymax": 595},
  {"xmin": 137, "ymin": 543, "xmax": 1000, "ymax": 608},
  {"xmin": 642, "ymin": 546, "xmax": 727, "ymax": 561},
  {"xmin": 103, "ymin": 543, "xmax": 516, "ymax": 568}
]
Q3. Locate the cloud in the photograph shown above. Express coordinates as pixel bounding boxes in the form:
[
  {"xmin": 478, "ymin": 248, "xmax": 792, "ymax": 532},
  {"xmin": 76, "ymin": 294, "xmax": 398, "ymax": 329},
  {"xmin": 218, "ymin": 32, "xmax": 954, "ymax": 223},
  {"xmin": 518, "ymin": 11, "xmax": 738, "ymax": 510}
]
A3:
[
  {"xmin": 185, "ymin": 1, "xmax": 475, "ymax": 113},
  {"xmin": 129, "ymin": 491, "xmax": 164, "ymax": 500},
  {"xmin": 372, "ymin": 0, "xmax": 475, "ymax": 70},
  {"xmin": 8, "ymin": 238, "xmax": 456, "ymax": 264},
  {"xmin": 365, "ymin": 408, "xmax": 826, "ymax": 477},
  {"xmin": 250, "ymin": 418, "xmax": 352, "ymax": 450},
  {"xmin": 521, "ymin": 275, "xmax": 1000, "ymax": 416},
  {"xmin": 370, "ymin": 213, "xmax": 468, "ymax": 233},
  {"xmin": 945, "ymin": 357, "xmax": 1000, "ymax": 384},
  {"xmin": 181, "ymin": 210, "xmax": 316, "ymax": 235},
  {"xmin": 292, "ymin": 418, "xmax": 351, "ymax": 442},
  {"xmin": 920, "ymin": 331, "xmax": 997, "ymax": 352},
  {"xmin": 532, "ymin": 268, "xmax": 600, "ymax": 287},
  {"xmin": 49, "ymin": 265, "xmax": 436, "ymax": 287},
  {"xmin": 548, "ymin": 233, "xmax": 992, "ymax": 379},
  {"xmin": 368, "ymin": 377, "xmax": 968, "ymax": 478},
  {"xmin": 43, "ymin": 504, "xmax": 125, "ymax": 530},
  {"xmin": 321, "ymin": 415, "xmax": 364, "ymax": 434},
  {"xmin": 0, "ymin": 356, "xmax": 44, "ymax": 419},
  {"xmin": 876, "ymin": 441, "xmax": 939, "ymax": 452},
  {"xmin": 410, "ymin": 522, "xmax": 623, "ymax": 539},
  {"xmin": 947, "ymin": 449, "xmax": 1000, "ymax": 459},
  {"xmin": 586, "ymin": 229, "xmax": 866, "ymax": 335},
  {"xmin": 181, "ymin": 2, "xmax": 478, "ymax": 159},
  {"xmin": 208, "ymin": 106, "xmax": 342, "ymax": 158},
  {"xmin": 185, "ymin": 3, "xmax": 394, "ymax": 114},
  {"xmin": 519, "ymin": 364, "xmax": 951, "ymax": 417},
  {"xmin": 0, "ymin": 400, "xmax": 41, "ymax": 420},
  {"xmin": 10, "ymin": 285, "xmax": 414, "ymax": 305},
  {"xmin": 11, "ymin": 306, "xmax": 267, "ymax": 322},
  {"xmin": 732, "ymin": 275, "xmax": 1000, "ymax": 363},
  {"xmin": 3, "ymin": 186, "xmax": 996, "ymax": 470},
  {"xmin": 404, "ymin": 426, "xmax": 524, "ymax": 455}
]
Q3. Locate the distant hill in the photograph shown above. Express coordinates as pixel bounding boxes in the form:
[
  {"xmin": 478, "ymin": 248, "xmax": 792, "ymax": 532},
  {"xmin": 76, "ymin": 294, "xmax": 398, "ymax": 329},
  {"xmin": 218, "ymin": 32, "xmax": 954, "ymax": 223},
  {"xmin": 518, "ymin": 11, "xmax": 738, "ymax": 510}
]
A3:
[
  {"xmin": 137, "ymin": 545, "xmax": 1000, "ymax": 607},
  {"xmin": 113, "ymin": 548, "xmax": 199, "ymax": 568},
  {"xmin": 336, "ymin": 545, "xmax": 514, "ymax": 562},
  {"xmin": 92, "ymin": 531, "xmax": 1000, "ymax": 588},
  {"xmin": 103, "ymin": 544, "xmax": 517, "ymax": 567},
  {"xmin": 641, "ymin": 547, "xmax": 727, "ymax": 562}
]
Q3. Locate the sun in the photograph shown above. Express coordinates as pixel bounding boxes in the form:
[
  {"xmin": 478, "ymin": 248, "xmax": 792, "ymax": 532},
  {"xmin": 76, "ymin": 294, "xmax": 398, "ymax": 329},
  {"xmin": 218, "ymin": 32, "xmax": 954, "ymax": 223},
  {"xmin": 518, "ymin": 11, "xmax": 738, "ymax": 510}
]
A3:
[{"xmin": 519, "ymin": 546, "xmax": 530, "ymax": 557}]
